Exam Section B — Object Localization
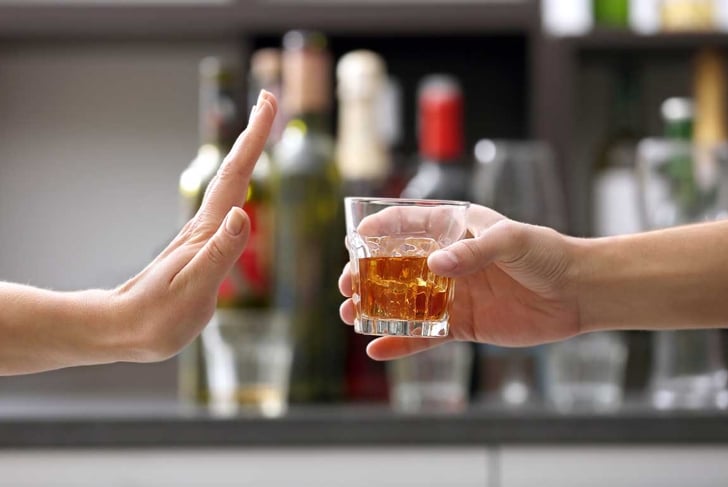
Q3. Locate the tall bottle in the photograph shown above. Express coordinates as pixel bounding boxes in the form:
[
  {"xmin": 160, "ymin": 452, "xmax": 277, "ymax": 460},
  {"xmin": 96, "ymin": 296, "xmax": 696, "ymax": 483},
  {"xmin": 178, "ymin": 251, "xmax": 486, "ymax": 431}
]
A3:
[
  {"xmin": 395, "ymin": 74, "xmax": 475, "ymax": 410},
  {"xmin": 200, "ymin": 48, "xmax": 287, "ymax": 416},
  {"xmin": 336, "ymin": 50, "xmax": 391, "ymax": 196},
  {"xmin": 591, "ymin": 62, "xmax": 643, "ymax": 238},
  {"xmin": 272, "ymin": 31, "xmax": 346, "ymax": 403},
  {"xmin": 336, "ymin": 50, "xmax": 390, "ymax": 402},
  {"xmin": 216, "ymin": 48, "xmax": 282, "ymax": 309},
  {"xmin": 177, "ymin": 57, "xmax": 239, "ymax": 405},
  {"xmin": 401, "ymin": 75, "xmax": 470, "ymax": 200}
]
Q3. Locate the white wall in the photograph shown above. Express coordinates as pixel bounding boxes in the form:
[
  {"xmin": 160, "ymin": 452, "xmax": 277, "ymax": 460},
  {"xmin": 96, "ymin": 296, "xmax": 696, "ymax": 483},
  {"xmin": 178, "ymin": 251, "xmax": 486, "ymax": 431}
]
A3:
[{"xmin": 0, "ymin": 40, "xmax": 241, "ymax": 396}]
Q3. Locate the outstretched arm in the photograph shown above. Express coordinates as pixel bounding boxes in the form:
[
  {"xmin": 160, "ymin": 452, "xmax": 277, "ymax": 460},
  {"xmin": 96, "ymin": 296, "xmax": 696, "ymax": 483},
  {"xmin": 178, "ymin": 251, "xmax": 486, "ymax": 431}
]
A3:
[
  {"xmin": 0, "ymin": 90, "xmax": 278, "ymax": 376},
  {"xmin": 339, "ymin": 204, "xmax": 728, "ymax": 360}
]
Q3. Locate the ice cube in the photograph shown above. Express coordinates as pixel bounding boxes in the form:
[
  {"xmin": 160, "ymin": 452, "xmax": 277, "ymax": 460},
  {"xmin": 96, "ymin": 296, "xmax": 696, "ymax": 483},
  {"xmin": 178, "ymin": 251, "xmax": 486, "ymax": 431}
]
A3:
[{"xmin": 365, "ymin": 236, "xmax": 440, "ymax": 257}]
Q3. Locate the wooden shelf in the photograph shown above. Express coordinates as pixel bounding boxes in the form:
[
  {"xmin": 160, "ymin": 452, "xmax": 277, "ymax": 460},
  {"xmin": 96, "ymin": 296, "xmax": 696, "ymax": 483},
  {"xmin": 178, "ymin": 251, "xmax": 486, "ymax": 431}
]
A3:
[{"xmin": 0, "ymin": 1, "xmax": 536, "ymax": 40}]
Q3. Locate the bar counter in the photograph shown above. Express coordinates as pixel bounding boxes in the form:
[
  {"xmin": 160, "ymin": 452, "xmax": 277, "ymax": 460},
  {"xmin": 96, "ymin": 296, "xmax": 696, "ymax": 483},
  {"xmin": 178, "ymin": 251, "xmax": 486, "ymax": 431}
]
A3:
[{"xmin": 1, "ymin": 397, "xmax": 727, "ymax": 448}]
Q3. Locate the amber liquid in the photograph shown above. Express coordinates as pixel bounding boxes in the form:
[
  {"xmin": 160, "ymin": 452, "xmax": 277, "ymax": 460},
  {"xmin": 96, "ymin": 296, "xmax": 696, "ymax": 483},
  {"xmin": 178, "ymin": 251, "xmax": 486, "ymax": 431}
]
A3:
[{"xmin": 356, "ymin": 256, "xmax": 453, "ymax": 321}]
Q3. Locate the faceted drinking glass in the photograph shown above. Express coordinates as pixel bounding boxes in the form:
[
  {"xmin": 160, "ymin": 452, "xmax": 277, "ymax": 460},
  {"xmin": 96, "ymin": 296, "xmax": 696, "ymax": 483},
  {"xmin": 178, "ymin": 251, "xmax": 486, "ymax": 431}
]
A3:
[{"xmin": 344, "ymin": 197, "xmax": 469, "ymax": 337}]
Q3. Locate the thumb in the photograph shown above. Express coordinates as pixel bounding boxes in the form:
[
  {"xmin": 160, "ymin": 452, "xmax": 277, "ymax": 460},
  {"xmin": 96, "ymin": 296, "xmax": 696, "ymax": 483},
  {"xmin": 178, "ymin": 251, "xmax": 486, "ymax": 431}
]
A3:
[
  {"xmin": 183, "ymin": 206, "xmax": 251, "ymax": 291},
  {"xmin": 427, "ymin": 219, "xmax": 529, "ymax": 277}
]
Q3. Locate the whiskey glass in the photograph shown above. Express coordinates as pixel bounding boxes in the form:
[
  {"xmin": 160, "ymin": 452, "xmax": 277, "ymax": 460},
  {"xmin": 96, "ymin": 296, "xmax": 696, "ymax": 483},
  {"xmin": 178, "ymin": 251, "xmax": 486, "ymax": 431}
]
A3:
[{"xmin": 344, "ymin": 197, "xmax": 469, "ymax": 337}]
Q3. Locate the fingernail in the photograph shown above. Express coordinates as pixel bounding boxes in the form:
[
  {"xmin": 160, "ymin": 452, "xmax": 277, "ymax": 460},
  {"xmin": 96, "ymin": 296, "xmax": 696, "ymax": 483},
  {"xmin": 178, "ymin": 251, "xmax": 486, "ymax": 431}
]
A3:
[
  {"xmin": 249, "ymin": 104, "xmax": 257, "ymax": 121},
  {"xmin": 431, "ymin": 250, "xmax": 458, "ymax": 271},
  {"xmin": 257, "ymin": 89, "xmax": 271, "ymax": 105},
  {"xmin": 225, "ymin": 207, "xmax": 245, "ymax": 236}
]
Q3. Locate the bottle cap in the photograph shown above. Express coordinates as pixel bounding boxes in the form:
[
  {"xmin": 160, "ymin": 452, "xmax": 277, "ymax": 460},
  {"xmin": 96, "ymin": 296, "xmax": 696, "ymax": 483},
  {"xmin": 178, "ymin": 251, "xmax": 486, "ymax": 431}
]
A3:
[
  {"xmin": 282, "ymin": 31, "xmax": 332, "ymax": 114},
  {"xmin": 661, "ymin": 97, "xmax": 694, "ymax": 122},
  {"xmin": 418, "ymin": 74, "xmax": 464, "ymax": 162},
  {"xmin": 337, "ymin": 50, "xmax": 386, "ymax": 101}
]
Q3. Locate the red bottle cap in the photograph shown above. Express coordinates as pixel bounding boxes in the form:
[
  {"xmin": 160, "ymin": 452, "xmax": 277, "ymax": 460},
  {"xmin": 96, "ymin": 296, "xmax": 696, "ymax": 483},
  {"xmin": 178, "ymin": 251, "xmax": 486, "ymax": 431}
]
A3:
[{"xmin": 418, "ymin": 75, "xmax": 464, "ymax": 162}]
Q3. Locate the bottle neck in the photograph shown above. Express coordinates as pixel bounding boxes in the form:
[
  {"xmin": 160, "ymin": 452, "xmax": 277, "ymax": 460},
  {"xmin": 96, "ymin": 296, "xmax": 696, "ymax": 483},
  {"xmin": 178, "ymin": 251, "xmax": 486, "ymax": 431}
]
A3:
[
  {"xmin": 337, "ymin": 97, "xmax": 390, "ymax": 182},
  {"xmin": 289, "ymin": 111, "xmax": 330, "ymax": 134},
  {"xmin": 282, "ymin": 47, "xmax": 332, "ymax": 123},
  {"xmin": 665, "ymin": 119, "xmax": 694, "ymax": 141},
  {"xmin": 694, "ymin": 48, "xmax": 727, "ymax": 145},
  {"xmin": 199, "ymin": 84, "xmax": 237, "ymax": 149}
]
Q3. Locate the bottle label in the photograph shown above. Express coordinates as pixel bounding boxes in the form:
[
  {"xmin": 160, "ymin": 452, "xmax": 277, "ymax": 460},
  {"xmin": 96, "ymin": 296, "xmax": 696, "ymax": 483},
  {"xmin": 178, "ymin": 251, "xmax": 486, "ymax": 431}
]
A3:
[{"xmin": 218, "ymin": 200, "xmax": 272, "ymax": 303}]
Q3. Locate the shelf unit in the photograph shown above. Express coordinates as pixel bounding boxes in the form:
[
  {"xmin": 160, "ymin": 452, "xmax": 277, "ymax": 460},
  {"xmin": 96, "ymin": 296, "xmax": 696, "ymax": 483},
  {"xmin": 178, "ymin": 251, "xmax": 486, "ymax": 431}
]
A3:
[
  {"xmin": 2, "ymin": 0, "xmax": 728, "ymax": 401},
  {"xmin": 0, "ymin": 1, "xmax": 535, "ymax": 39}
]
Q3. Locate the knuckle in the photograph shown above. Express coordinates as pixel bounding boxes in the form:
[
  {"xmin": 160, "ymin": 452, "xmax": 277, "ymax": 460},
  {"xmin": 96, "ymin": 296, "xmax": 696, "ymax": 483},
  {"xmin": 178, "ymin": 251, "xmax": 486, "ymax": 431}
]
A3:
[
  {"xmin": 459, "ymin": 238, "xmax": 483, "ymax": 263},
  {"xmin": 205, "ymin": 237, "xmax": 227, "ymax": 266},
  {"xmin": 500, "ymin": 219, "xmax": 528, "ymax": 247}
]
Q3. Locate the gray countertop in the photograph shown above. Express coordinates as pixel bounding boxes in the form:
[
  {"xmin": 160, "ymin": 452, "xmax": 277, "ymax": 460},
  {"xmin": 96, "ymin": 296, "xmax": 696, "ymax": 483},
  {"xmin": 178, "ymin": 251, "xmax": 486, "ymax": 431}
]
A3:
[{"xmin": 1, "ymin": 397, "xmax": 728, "ymax": 448}]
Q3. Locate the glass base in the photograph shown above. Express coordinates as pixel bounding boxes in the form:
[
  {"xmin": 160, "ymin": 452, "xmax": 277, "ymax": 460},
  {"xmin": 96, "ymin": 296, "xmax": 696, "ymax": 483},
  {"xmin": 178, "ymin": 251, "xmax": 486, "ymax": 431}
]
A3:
[
  {"xmin": 354, "ymin": 315, "xmax": 449, "ymax": 337},
  {"xmin": 391, "ymin": 381, "xmax": 467, "ymax": 413}
]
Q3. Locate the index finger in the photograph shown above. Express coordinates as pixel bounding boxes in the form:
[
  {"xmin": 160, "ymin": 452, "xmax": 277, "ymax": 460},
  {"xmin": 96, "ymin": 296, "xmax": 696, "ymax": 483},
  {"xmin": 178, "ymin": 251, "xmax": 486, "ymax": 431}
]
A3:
[{"xmin": 199, "ymin": 90, "xmax": 278, "ymax": 224}]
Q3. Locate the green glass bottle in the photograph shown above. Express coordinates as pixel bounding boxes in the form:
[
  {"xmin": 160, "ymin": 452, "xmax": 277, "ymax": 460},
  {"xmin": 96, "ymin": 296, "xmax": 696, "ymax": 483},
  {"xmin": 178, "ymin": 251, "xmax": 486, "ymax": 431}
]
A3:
[{"xmin": 272, "ymin": 31, "xmax": 346, "ymax": 403}]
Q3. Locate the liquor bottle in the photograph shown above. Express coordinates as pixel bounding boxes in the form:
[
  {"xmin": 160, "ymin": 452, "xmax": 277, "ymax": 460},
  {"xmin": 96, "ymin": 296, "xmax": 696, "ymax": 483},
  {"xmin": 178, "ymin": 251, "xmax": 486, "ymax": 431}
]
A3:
[
  {"xmin": 401, "ymin": 75, "xmax": 470, "ymax": 201},
  {"xmin": 336, "ymin": 49, "xmax": 390, "ymax": 402},
  {"xmin": 592, "ymin": 62, "xmax": 643, "ymax": 238},
  {"xmin": 336, "ymin": 50, "xmax": 391, "ymax": 197},
  {"xmin": 177, "ymin": 57, "xmax": 239, "ymax": 405},
  {"xmin": 272, "ymin": 31, "xmax": 346, "ymax": 403},
  {"xmin": 216, "ymin": 48, "xmax": 282, "ymax": 310},
  {"xmin": 397, "ymin": 74, "xmax": 476, "ymax": 407},
  {"xmin": 200, "ymin": 48, "xmax": 288, "ymax": 416}
]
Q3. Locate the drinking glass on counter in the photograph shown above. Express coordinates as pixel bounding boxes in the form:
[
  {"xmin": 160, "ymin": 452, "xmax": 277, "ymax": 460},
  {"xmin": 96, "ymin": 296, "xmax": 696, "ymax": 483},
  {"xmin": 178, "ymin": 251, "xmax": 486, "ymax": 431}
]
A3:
[
  {"xmin": 544, "ymin": 332, "xmax": 628, "ymax": 413},
  {"xmin": 344, "ymin": 197, "xmax": 469, "ymax": 338},
  {"xmin": 202, "ymin": 309, "xmax": 292, "ymax": 417},
  {"xmin": 388, "ymin": 342, "xmax": 473, "ymax": 413}
]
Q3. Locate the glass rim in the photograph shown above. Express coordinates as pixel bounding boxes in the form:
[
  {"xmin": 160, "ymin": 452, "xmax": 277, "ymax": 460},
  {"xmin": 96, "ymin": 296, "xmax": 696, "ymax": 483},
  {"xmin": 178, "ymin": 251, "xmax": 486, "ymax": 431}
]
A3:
[{"xmin": 344, "ymin": 196, "xmax": 470, "ymax": 207}]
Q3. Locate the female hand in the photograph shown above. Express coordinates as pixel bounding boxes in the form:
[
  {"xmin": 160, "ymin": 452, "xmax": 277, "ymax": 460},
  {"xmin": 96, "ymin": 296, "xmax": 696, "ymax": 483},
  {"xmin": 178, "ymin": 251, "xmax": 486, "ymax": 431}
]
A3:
[
  {"xmin": 0, "ymin": 90, "xmax": 278, "ymax": 375},
  {"xmin": 113, "ymin": 90, "xmax": 279, "ymax": 363}
]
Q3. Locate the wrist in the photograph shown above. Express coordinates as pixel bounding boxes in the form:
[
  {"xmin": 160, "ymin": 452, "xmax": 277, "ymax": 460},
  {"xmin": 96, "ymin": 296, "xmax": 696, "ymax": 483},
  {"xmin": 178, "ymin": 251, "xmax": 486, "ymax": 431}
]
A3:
[
  {"xmin": 571, "ymin": 233, "xmax": 641, "ymax": 334},
  {"xmin": 68, "ymin": 288, "xmax": 130, "ymax": 366}
]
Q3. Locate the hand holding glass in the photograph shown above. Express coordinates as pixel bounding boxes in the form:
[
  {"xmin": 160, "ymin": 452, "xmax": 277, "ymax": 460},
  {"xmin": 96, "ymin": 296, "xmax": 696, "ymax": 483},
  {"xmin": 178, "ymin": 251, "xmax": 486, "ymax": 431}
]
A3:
[{"xmin": 344, "ymin": 197, "xmax": 469, "ymax": 338}]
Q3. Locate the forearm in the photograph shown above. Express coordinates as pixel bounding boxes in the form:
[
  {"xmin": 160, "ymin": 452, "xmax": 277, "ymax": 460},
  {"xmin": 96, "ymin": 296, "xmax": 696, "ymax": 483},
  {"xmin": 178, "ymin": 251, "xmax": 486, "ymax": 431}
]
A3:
[
  {"xmin": 575, "ymin": 220, "xmax": 728, "ymax": 332},
  {"xmin": 0, "ymin": 282, "xmax": 122, "ymax": 375}
]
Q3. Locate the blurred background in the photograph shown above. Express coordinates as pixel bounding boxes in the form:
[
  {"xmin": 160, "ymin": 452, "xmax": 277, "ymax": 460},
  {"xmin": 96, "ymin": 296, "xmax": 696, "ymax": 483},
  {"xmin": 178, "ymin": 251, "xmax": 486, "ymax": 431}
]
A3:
[{"xmin": 3, "ymin": 0, "xmax": 728, "ymax": 485}]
